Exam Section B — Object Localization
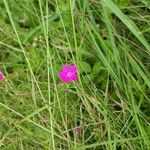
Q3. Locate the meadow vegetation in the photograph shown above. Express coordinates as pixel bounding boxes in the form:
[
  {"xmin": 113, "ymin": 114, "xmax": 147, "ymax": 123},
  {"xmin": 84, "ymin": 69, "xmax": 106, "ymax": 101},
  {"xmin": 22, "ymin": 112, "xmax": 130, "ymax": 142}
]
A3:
[{"xmin": 0, "ymin": 0, "xmax": 150, "ymax": 149}]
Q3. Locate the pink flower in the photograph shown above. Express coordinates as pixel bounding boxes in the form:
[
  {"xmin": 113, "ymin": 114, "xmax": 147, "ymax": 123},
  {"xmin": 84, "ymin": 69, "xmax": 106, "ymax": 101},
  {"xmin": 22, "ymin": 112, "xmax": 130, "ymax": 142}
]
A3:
[
  {"xmin": 0, "ymin": 72, "xmax": 5, "ymax": 80},
  {"xmin": 58, "ymin": 65, "xmax": 78, "ymax": 83}
]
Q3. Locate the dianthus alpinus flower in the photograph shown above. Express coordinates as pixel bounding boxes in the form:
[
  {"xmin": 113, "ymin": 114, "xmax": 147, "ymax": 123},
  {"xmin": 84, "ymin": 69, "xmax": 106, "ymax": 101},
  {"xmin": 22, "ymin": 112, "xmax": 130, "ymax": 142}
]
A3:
[
  {"xmin": 58, "ymin": 65, "xmax": 78, "ymax": 83},
  {"xmin": 0, "ymin": 72, "xmax": 5, "ymax": 81}
]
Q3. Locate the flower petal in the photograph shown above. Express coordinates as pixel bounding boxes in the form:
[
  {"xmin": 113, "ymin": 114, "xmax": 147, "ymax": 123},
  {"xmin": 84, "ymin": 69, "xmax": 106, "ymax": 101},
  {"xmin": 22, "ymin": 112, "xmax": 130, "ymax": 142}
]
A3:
[
  {"xmin": 69, "ymin": 65, "xmax": 77, "ymax": 73},
  {"xmin": 70, "ymin": 73, "xmax": 78, "ymax": 81},
  {"xmin": 58, "ymin": 65, "xmax": 78, "ymax": 83},
  {"xmin": 62, "ymin": 65, "xmax": 69, "ymax": 72},
  {"xmin": 0, "ymin": 72, "xmax": 5, "ymax": 80}
]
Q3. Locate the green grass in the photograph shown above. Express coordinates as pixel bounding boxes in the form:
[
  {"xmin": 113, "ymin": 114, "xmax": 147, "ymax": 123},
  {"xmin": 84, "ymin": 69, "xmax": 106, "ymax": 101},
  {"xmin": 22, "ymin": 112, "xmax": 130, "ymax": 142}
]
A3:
[{"xmin": 0, "ymin": 0, "xmax": 150, "ymax": 149}]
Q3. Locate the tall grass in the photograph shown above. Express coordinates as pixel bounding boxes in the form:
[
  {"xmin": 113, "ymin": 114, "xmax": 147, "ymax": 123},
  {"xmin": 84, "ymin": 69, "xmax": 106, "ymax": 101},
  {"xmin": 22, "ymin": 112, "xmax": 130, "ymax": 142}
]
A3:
[{"xmin": 0, "ymin": 0, "xmax": 150, "ymax": 149}]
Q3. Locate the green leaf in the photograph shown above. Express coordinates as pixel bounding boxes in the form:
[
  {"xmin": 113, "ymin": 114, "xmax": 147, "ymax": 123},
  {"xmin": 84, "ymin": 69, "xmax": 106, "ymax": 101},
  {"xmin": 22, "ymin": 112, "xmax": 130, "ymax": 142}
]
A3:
[
  {"xmin": 102, "ymin": 0, "xmax": 150, "ymax": 52},
  {"xmin": 56, "ymin": 1, "xmax": 70, "ymax": 12},
  {"xmin": 82, "ymin": 74, "xmax": 95, "ymax": 84},
  {"xmin": 92, "ymin": 62, "xmax": 105, "ymax": 75},
  {"xmin": 145, "ymin": 126, "xmax": 150, "ymax": 136},
  {"xmin": 79, "ymin": 61, "xmax": 91, "ymax": 73},
  {"xmin": 117, "ymin": 0, "xmax": 129, "ymax": 7}
]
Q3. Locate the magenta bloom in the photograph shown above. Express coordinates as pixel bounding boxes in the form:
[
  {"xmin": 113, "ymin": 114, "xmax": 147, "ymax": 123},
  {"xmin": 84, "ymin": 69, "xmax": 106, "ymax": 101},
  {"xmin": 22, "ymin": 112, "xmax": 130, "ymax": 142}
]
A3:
[
  {"xmin": 58, "ymin": 65, "xmax": 78, "ymax": 83},
  {"xmin": 0, "ymin": 72, "xmax": 5, "ymax": 80}
]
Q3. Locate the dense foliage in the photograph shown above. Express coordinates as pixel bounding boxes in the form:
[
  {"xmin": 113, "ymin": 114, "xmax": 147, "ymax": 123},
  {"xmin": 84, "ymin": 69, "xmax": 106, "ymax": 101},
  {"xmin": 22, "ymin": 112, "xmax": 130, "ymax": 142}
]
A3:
[{"xmin": 0, "ymin": 0, "xmax": 150, "ymax": 149}]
